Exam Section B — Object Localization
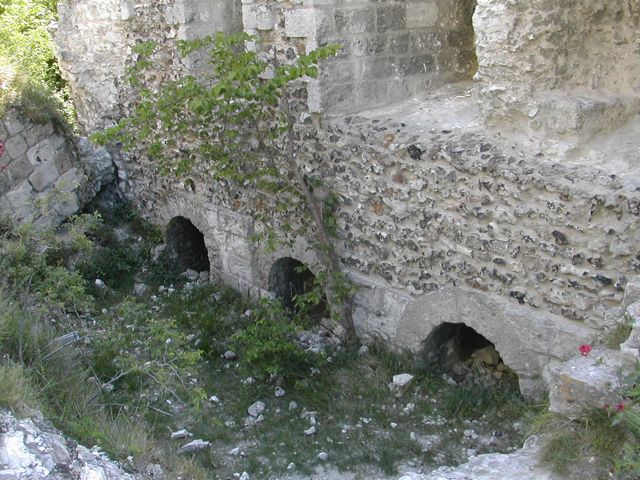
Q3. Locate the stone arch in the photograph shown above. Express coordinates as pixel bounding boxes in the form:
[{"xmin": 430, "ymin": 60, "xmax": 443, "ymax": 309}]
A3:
[
  {"xmin": 164, "ymin": 216, "xmax": 211, "ymax": 274},
  {"xmin": 421, "ymin": 321, "xmax": 515, "ymax": 387},
  {"xmin": 395, "ymin": 286, "xmax": 594, "ymax": 399},
  {"xmin": 268, "ymin": 257, "xmax": 328, "ymax": 319}
]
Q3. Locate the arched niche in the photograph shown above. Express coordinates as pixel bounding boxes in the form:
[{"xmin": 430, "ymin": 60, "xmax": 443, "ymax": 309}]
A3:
[{"xmin": 268, "ymin": 257, "xmax": 328, "ymax": 319}]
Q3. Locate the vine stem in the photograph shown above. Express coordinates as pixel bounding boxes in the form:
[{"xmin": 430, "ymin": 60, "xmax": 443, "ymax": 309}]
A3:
[{"xmin": 274, "ymin": 50, "xmax": 357, "ymax": 344}]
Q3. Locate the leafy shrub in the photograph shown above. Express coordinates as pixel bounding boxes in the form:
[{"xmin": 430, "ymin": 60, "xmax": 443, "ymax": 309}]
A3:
[{"xmin": 232, "ymin": 299, "xmax": 323, "ymax": 380}]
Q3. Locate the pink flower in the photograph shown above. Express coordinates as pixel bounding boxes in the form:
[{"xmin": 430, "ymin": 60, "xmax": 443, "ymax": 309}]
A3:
[
  {"xmin": 615, "ymin": 402, "xmax": 625, "ymax": 412},
  {"xmin": 579, "ymin": 344, "xmax": 592, "ymax": 356},
  {"xmin": 0, "ymin": 140, "xmax": 5, "ymax": 159}
]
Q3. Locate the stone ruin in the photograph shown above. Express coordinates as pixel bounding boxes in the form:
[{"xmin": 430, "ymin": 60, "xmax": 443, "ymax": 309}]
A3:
[{"xmin": 45, "ymin": 0, "xmax": 640, "ymax": 398}]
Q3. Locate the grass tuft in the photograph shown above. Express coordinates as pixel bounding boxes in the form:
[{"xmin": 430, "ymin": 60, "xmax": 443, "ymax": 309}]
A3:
[{"xmin": 0, "ymin": 361, "xmax": 42, "ymax": 416}]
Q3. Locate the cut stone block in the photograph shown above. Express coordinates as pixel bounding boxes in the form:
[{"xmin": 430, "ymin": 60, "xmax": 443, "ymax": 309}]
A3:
[
  {"xmin": 546, "ymin": 348, "xmax": 633, "ymax": 419},
  {"xmin": 29, "ymin": 161, "xmax": 60, "ymax": 192}
]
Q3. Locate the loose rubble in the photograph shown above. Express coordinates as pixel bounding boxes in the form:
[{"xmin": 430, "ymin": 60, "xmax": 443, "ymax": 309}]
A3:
[{"xmin": 0, "ymin": 410, "xmax": 139, "ymax": 479}]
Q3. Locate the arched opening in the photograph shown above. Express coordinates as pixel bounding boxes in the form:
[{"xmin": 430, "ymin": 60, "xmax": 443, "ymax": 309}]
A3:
[
  {"xmin": 268, "ymin": 257, "xmax": 328, "ymax": 319},
  {"xmin": 422, "ymin": 322, "xmax": 515, "ymax": 384},
  {"xmin": 164, "ymin": 216, "xmax": 210, "ymax": 274}
]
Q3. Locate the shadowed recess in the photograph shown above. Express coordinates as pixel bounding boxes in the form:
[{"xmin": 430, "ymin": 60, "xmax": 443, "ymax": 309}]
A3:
[{"xmin": 164, "ymin": 216, "xmax": 210, "ymax": 273}]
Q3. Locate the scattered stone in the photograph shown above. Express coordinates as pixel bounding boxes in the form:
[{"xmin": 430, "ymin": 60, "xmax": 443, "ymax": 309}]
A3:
[
  {"xmin": 183, "ymin": 269, "xmax": 199, "ymax": 281},
  {"xmin": 467, "ymin": 448, "xmax": 477, "ymax": 457},
  {"xmin": 358, "ymin": 345, "xmax": 369, "ymax": 355},
  {"xmin": 229, "ymin": 447, "xmax": 242, "ymax": 456},
  {"xmin": 209, "ymin": 395, "xmax": 221, "ymax": 404},
  {"xmin": 133, "ymin": 282, "xmax": 148, "ymax": 296},
  {"xmin": 390, "ymin": 373, "xmax": 415, "ymax": 393},
  {"xmin": 95, "ymin": 278, "xmax": 107, "ymax": 289},
  {"xmin": 239, "ymin": 472, "xmax": 250, "ymax": 480},
  {"xmin": 288, "ymin": 401, "xmax": 298, "ymax": 411},
  {"xmin": 472, "ymin": 346, "xmax": 501, "ymax": 366},
  {"xmin": 178, "ymin": 439, "xmax": 210, "ymax": 454},
  {"xmin": 274, "ymin": 386, "xmax": 286, "ymax": 397},
  {"xmin": 242, "ymin": 377, "xmax": 256, "ymax": 385},
  {"xmin": 317, "ymin": 452, "xmax": 328, "ymax": 461},
  {"xmin": 247, "ymin": 401, "xmax": 266, "ymax": 417},
  {"xmin": 402, "ymin": 402, "xmax": 416, "ymax": 414},
  {"xmin": 304, "ymin": 425, "xmax": 317, "ymax": 436},
  {"xmin": 287, "ymin": 462, "xmax": 296, "ymax": 470},
  {"xmin": 224, "ymin": 350, "xmax": 237, "ymax": 360},
  {"xmin": 144, "ymin": 463, "xmax": 163, "ymax": 478},
  {"xmin": 170, "ymin": 429, "xmax": 191, "ymax": 440},
  {"xmin": 0, "ymin": 410, "xmax": 138, "ymax": 479}
]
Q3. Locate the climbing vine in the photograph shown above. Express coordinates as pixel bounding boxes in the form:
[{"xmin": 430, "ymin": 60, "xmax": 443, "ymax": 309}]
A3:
[{"xmin": 94, "ymin": 32, "xmax": 358, "ymax": 341}]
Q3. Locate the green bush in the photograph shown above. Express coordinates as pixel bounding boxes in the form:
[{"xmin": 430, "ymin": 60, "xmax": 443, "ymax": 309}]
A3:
[{"xmin": 232, "ymin": 299, "xmax": 323, "ymax": 380}]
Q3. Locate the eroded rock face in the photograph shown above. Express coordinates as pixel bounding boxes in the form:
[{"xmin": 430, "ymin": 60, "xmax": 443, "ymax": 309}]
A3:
[
  {"xmin": 53, "ymin": 0, "xmax": 242, "ymax": 132},
  {"xmin": 0, "ymin": 410, "xmax": 140, "ymax": 479},
  {"xmin": 473, "ymin": 0, "xmax": 640, "ymax": 139}
]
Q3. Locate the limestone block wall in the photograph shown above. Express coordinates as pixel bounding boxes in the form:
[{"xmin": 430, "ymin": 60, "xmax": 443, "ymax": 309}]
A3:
[
  {"xmin": 54, "ymin": 0, "xmax": 242, "ymax": 132},
  {"xmin": 242, "ymin": 0, "xmax": 477, "ymax": 113},
  {"xmin": 0, "ymin": 109, "xmax": 113, "ymax": 227},
  {"xmin": 473, "ymin": 0, "xmax": 640, "ymax": 139}
]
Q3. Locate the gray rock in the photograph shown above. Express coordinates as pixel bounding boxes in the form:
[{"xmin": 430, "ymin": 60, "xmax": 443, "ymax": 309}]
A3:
[
  {"xmin": 0, "ymin": 410, "xmax": 139, "ymax": 479},
  {"xmin": 390, "ymin": 373, "xmax": 414, "ymax": 392},
  {"xmin": 472, "ymin": 346, "xmax": 501, "ymax": 366},
  {"xmin": 178, "ymin": 439, "xmax": 210, "ymax": 454},
  {"xmin": 317, "ymin": 452, "xmax": 328, "ymax": 461},
  {"xmin": 304, "ymin": 425, "xmax": 317, "ymax": 436},
  {"xmin": 134, "ymin": 283, "xmax": 148, "ymax": 296},
  {"xmin": 247, "ymin": 401, "xmax": 266, "ymax": 418},
  {"xmin": 224, "ymin": 350, "xmax": 237, "ymax": 360},
  {"xmin": 546, "ymin": 348, "xmax": 634, "ymax": 418},
  {"xmin": 274, "ymin": 386, "xmax": 286, "ymax": 397},
  {"xmin": 183, "ymin": 269, "xmax": 199, "ymax": 281},
  {"xmin": 170, "ymin": 429, "xmax": 191, "ymax": 439}
]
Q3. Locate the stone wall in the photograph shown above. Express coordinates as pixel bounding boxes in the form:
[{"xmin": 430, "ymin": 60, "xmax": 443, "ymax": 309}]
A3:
[
  {"xmin": 0, "ymin": 109, "xmax": 113, "ymax": 227},
  {"xmin": 242, "ymin": 0, "xmax": 477, "ymax": 113},
  {"xmin": 54, "ymin": 0, "xmax": 242, "ymax": 132}
]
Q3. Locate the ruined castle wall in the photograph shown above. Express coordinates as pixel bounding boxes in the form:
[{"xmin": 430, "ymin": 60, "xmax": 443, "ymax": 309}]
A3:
[{"xmin": 53, "ymin": 0, "xmax": 640, "ymax": 396}]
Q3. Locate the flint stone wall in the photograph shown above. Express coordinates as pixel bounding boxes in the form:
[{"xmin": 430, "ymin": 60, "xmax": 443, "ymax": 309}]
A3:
[{"xmin": 0, "ymin": 109, "xmax": 113, "ymax": 227}]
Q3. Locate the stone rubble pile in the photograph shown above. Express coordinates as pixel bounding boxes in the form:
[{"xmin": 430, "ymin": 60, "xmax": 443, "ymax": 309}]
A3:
[{"xmin": 0, "ymin": 410, "xmax": 140, "ymax": 479}]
